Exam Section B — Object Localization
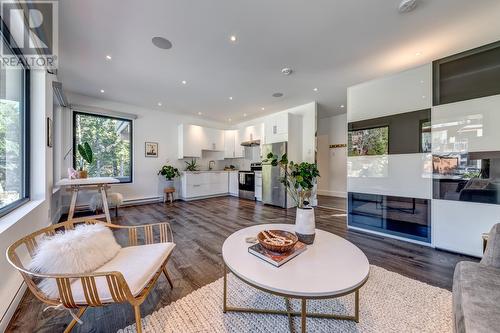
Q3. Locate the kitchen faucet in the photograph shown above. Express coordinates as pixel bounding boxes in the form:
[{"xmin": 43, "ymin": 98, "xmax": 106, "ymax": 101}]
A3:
[{"xmin": 209, "ymin": 160, "xmax": 215, "ymax": 170}]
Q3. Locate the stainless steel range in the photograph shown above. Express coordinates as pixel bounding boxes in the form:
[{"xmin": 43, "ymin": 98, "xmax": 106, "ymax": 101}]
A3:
[{"xmin": 238, "ymin": 163, "xmax": 262, "ymax": 200}]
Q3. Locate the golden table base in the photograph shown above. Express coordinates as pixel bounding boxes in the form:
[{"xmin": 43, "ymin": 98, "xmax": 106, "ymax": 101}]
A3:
[{"xmin": 222, "ymin": 265, "xmax": 360, "ymax": 333}]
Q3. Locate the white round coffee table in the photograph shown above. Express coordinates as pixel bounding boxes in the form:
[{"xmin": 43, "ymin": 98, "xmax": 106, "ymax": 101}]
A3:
[{"xmin": 222, "ymin": 224, "xmax": 369, "ymax": 333}]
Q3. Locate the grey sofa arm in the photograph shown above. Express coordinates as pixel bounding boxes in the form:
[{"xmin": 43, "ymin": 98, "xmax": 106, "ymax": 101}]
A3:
[{"xmin": 481, "ymin": 223, "xmax": 500, "ymax": 268}]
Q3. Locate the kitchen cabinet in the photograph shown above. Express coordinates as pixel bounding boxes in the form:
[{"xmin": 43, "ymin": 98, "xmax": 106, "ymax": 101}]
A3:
[
  {"xmin": 180, "ymin": 171, "xmax": 229, "ymax": 200},
  {"xmin": 204, "ymin": 128, "xmax": 225, "ymax": 151},
  {"xmin": 254, "ymin": 171, "xmax": 262, "ymax": 201},
  {"xmin": 179, "ymin": 124, "xmax": 225, "ymax": 158},
  {"xmin": 264, "ymin": 112, "xmax": 289, "ymax": 144},
  {"xmin": 240, "ymin": 124, "xmax": 263, "ymax": 142},
  {"xmin": 224, "ymin": 130, "xmax": 236, "ymax": 158},
  {"xmin": 233, "ymin": 130, "xmax": 245, "ymax": 158},
  {"xmin": 229, "ymin": 171, "xmax": 239, "ymax": 196},
  {"xmin": 178, "ymin": 124, "xmax": 203, "ymax": 158}
]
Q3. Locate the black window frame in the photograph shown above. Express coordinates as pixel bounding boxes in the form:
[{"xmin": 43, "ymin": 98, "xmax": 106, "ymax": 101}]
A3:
[
  {"xmin": 0, "ymin": 19, "xmax": 31, "ymax": 218},
  {"xmin": 72, "ymin": 111, "xmax": 133, "ymax": 183}
]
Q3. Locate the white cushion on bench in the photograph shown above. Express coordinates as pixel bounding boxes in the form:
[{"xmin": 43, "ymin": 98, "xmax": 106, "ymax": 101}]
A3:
[{"xmin": 70, "ymin": 242, "xmax": 175, "ymax": 304}]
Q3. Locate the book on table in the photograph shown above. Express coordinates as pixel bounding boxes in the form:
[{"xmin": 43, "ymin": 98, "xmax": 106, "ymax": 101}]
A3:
[{"xmin": 248, "ymin": 242, "xmax": 306, "ymax": 267}]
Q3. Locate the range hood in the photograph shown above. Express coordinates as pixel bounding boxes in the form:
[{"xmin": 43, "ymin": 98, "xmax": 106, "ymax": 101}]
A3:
[{"xmin": 241, "ymin": 139, "xmax": 260, "ymax": 147}]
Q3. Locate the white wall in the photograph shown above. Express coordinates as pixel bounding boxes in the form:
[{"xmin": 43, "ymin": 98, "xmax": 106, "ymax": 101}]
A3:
[
  {"xmin": 317, "ymin": 113, "xmax": 347, "ymax": 198},
  {"xmin": 0, "ymin": 70, "xmax": 56, "ymax": 331},
  {"xmin": 64, "ymin": 93, "xmax": 230, "ymax": 205}
]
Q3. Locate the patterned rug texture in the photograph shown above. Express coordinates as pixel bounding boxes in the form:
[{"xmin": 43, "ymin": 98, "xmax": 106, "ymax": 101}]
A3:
[{"xmin": 118, "ymin": 265, "xmax": 452, "ymax": 333}]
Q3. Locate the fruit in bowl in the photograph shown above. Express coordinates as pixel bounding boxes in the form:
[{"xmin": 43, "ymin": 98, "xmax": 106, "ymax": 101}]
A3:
[{"xmin": 257, "ymin": 230, "xmax": 298, "ymax": 253}]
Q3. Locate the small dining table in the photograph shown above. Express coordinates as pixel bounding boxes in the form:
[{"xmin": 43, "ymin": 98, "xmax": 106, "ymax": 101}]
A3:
[{"xmin": 56, "ymin": 177, "xmax": 120, "ymax": 223}]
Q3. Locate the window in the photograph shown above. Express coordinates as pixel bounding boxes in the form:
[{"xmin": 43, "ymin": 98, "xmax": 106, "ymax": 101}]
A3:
[
  {"xmin": 348, "ymin": 126, "xmax": 389, "ymax": 157},
  {"xmin": 0, "ymin": 23, "xmax": 30, "ymax": 217},
  {"xmin": 73, "ymin": 112, "xmax": 133, "ymax": 183}
]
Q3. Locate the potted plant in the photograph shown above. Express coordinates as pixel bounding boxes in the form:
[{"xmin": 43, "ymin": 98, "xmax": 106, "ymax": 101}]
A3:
[
  {"xmin": 185, "ymin": 159, "xmax": 198, "ymax": 172},
  {"xmin": 265, "ymin": 153, "xmax": 320, "ymax": 244},
  {"xmin": 76, "ymin": 142, "xmax": 93, "ymax": 179},
  {"xmin": 158, "ymin": 164, "xmax": 181, "ymax": 188}
]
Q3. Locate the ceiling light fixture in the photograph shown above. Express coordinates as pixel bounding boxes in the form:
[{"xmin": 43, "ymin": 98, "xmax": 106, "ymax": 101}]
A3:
[
  {"xmin": 340, "ymin": 105, "xmax": 345, "ymax": 108},
  {"xmin": 152, "ymin": 36, "xmax": 173, "ymax": 49},
  {"xmin": 198, "ymin": 112, "xmax": 202, "ymax": 115},
  {"xmin": 100, "ymin": 89, "xmax": 105, "ymax": 93},
  {"xmin": 261, "ymin": 107, "xmax": 265, "ymax": 111},
  {"xmin": 272, "ymin": 92, "xmax": 284, "ymax": 98},
  {"xmin": 313, "ymin": 88, "xmax": 318, "ymax": 92},
  {"xmin": 157, "ymin": 102, "xmax": 162, "ymax": 106},
  {"xmin": 228, "ymin": 118, "xmax": 232, "ymax": 122},
  {"xmin": 415, "ymin": 51, "xmax": 422, "ymax": 56},
  {"xmin": 230, "ymin": 35, "xmax": 237, "ymax": 42},
  {"xmin": 281, "ymin": 67, "xmax": 293, "ymax": 76},
  {"xmin": 243, "ymin": 113, "xmax": 247, "ymax": 117},
  {"xmin": 181, "ymin": 80, "xmax": 187, "ymax": 85},
  {"xmin": 229, "ymin": 96, "xmax": 233, "ymax": 100},
  {"xmin": 398, "ymin": 0, "xmax": 418, "ymax": 13},
  {"xmin": 105, "ymin": 55, "xmax": 112, "ymax": 60}
]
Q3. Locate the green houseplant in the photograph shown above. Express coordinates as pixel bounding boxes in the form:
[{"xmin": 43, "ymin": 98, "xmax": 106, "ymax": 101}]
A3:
[
  {"xmin": 76, "ymin": 142, "xmax": 93, "ymax": 178},
  {"xmin": 158, "ymin": 164, "xmax": 181, "ymax": 188},
  {"xmin": 265, "ymin": 152, "xmax": 320, "ymax": 244},
  {"xmin": 185, "ymin": 159, "xmax": 198, "ymax": 172}
]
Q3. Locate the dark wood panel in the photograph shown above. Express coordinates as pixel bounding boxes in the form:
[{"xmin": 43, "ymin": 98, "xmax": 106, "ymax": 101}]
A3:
[{"xmin": 6, "ymin": 197, "xmax": 476, "ymax": 333}]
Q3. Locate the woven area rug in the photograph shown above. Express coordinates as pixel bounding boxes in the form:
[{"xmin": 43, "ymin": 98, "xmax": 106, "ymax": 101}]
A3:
[{"xmin": 118, "ymin": 265, "xmax": 452, "ymax": 333}]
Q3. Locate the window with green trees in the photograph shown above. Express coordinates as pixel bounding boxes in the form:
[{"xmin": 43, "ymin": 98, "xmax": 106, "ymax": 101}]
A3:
[
  {"xmin": 73, "ymin": 112, "xmax": 132, "ymax": 182},
  {"xmin": 0, "ymin": 30, "xmax": 29, "ymax": 217}
]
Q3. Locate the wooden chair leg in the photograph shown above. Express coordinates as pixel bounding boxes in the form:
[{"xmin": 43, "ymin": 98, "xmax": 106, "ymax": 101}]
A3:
[
  {"xmin": 64, "ymin": 306, "xmax": 87, "ymax": 333},
  {"xmin": 134, "ymin": 305, "xmax": 142, "ymax": 333},
  {"xmin": 163, "ymin": 267, "xmax": 173, "ymax": 289}
]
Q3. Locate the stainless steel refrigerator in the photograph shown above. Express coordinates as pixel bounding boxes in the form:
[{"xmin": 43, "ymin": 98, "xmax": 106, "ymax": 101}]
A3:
[{"xmin": 262, "ymin": 142, "xmax": 287, "ymax": 208}]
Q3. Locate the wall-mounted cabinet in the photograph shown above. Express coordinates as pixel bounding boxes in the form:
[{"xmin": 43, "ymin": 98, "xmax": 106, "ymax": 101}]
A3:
[
  {"xmin": 264, "ymin": 112, "xmax": 289, "ymax": 144},
  {"xmin": 224, "ymin": 130, "xmax": 245, "ymax": 159},
  {"xmin": 178, "ymin": 124, "xmax": 224, "ymax": 159},
  {"xmin": 239, "ymin": 124, "xmax": 263, "ymax": 143},
  {"xmin": 433, "ymin": 41, "xmax": 500, "ymax": 106}
]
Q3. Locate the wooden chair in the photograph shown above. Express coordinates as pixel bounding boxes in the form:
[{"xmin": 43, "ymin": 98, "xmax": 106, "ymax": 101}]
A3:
[{"xmin": 6, "ymin": 219, "xmax": 175, "ymax": 333}]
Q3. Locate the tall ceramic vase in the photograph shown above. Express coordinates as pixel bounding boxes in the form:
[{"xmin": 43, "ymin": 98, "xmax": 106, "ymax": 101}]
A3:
[{"xmin": 295, "ymin": 207, "xmax": 315, "ymax": 244}]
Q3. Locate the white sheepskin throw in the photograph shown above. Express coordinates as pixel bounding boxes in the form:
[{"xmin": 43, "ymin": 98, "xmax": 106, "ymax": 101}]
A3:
[{"xmin": 28, "ymin": 223, "xmax": 121, "ymax": 299}]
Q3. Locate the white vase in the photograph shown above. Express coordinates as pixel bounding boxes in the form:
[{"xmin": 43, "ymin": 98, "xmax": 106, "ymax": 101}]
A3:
[
  {"xmin": 165, "ymin": 180, "xmax": 175, "ymax": 189},
  {"xmin": 295, "ymin": 207, "xmax": 315, "ymax": 244}
]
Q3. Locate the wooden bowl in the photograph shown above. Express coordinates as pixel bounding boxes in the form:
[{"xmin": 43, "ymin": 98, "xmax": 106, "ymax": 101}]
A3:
[{"xmin": 257, "ymin": 230, "xmax": 298, "ymax": 253}]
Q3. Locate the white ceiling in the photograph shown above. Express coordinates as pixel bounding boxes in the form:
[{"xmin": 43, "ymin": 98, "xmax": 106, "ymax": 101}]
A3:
[{"xmin": 59, "ymin": 0, "xmax": 500, "ymax": 123}]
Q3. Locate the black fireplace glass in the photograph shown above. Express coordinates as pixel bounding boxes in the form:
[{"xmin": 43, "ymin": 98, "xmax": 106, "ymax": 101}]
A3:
[{"xmin": 348, "ymin": 192, "xmax": 431, "ymax": 243}]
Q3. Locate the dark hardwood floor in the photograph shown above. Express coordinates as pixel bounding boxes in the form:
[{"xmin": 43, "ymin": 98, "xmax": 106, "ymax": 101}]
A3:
[
  {"xmin": 7, "ymin": 196, "xmax": 476, "ymax": 333},
  {"xmin": 317, "ymin": 195, "xmax": 346, "ymax": 211}
]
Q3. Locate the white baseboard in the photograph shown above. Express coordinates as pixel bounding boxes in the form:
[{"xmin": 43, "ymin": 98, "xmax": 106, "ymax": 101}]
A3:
[
  {"xmin": 317, "ymin": 190, "xmax": 347, "ymax": 198},
  {"xmin": 61, "ymin": 196, "xmax": 163, "ymax": 214},
  {"xmin": 0, "ymin": 281, "xmax": 26, "ymax": 332}
]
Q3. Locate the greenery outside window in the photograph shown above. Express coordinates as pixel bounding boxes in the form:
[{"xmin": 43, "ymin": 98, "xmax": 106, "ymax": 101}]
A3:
[
  {"xmin": 0, "ymin": 22, "xmax": 30, "ymax": 218},
  {"xmin": 73, "ymin": 112, "xmax": 133, "ymax": 183}
]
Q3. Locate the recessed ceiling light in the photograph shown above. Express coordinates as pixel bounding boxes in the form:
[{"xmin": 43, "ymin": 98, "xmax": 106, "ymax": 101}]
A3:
[
  {"xmin": 313, "ymin": 88, "xmax": 318, "ymax": 92},
  {"xmin": 261, "ymin": 107, "xmax": 265, "ymax": 111},
  {"xmin": 243, "ymin": 113, "xmax": 247, "ymax": 117},
  {"xmin": 100, "ymin": 89, "xmax": 105, "ymax": 93},
  {"xmin": 272, "ymin": 92, "xmax": 284, "ymax": 98},
  {"xmin": 181, "ymin": 80, "xmax": 187, "ymax": 85},
  {"xmin": 157, "ymin": 102, "xmax": 162, "ymax": 106},
  {"xmin": 340, "ymin": 105, "xmax": 345, "ymax": 108},
  {"xmin": 152, "ymin": 36, "xmax": 173, "ymax": 50},
  {"xmin": 198, "ymin": 112, "xmax": 202, "ymax": 115},
  {"xmin": 230, "ymin": 35, "xmax": 237, "ymax": 42},
  {"xmin": 228, "ymin": 118, "xmax": 232, "ymax": 122},
  {"xmin": 105, "ymin": 55, "xmax": 112, "ymax": 60},
  {"xmin": 229, "ymin": 96, "xmax": 233, "ymax": 100},
  {"xmin": 415, "ymin": 51, "xmax": 422, "ymax": 56}
]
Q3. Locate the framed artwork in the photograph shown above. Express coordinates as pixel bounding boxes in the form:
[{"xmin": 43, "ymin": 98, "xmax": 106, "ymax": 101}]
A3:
[
  {"xmin": 145, "ymin": 142, "xmax": 158, "ymax": 157},
  {"xmin": 46, "ymin": 117, "xmax": 53, "ymax": 147}
]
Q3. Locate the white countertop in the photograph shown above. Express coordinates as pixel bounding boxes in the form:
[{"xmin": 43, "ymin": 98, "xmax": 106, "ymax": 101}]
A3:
[
  {"xmin": 182, "ymin": 170, "xmax": 238, "ymax": 174},
  {"xmin": 222, "ymin": 224, "xmax": 370, "ymax": 298}
]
